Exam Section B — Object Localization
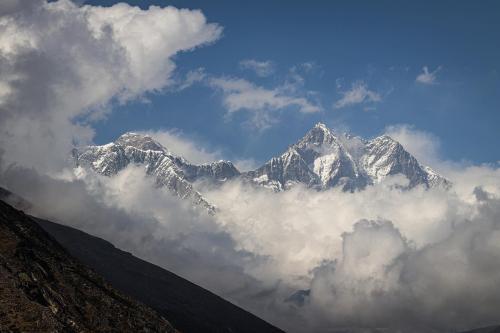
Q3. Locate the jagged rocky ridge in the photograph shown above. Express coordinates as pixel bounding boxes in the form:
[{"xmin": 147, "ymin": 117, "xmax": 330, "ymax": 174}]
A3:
[
  {"xmin": 73, "ymin": 133, "xmax": 239, "ymax": 213},
  {"xmin": 73, "ymin": 123, "xmax": 450, "ymax": 208}
]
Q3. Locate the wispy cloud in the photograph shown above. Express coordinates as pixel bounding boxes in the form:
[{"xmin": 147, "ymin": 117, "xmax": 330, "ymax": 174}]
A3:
[
  {"xmin": 176, "ymin": 67, "xmax": 207, "ymax": 91},
  {"xmin": 334, "ymin": 81, "xmax": 381, "ymax": 109},
  {"xmin": 416, "ymin": 65, "xmax": 442, "ymax": 85},
  {"xmin": 239, "ymin": 59, "xmax": 275, "ymax": 77},
  {"xmin": 140, "ymin": 129, "xmax": 223, "ymax": 165},
  {"xmin": 284, "ymin": 61, "xmax": 321, "ymax": 92},
  {"xmin": 210, "ymin": 76, "xmax": 322, "ymax": 130},
  {"xmin": 172, "ymin": 61, "xmax": 322, "ymax": 130}
]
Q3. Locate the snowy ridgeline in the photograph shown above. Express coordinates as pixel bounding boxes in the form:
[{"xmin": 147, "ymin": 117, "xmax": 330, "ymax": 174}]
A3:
[{"xmin": 73, "ymin": 123, "xmax": 451, "ymax": 210}]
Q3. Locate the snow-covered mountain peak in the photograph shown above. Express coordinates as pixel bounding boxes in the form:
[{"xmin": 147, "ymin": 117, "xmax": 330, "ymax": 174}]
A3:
[
  {"xmin": 245, "ymin": 123, "xmax": 450, "ymax": 191},
  {"xmin": 369, "ymin": 134, "xmax": 399, "ymax": 147},
  {"xmin": 115, "ymin": 132, "xmax": 166, "ymax": 153},
  {"xmin": 312, "ymin": 122, "xmax": 330, "ymax": 134},
  {"xmin": 297, "ymin": 122, "xmax": 338, "ymax": 147}
]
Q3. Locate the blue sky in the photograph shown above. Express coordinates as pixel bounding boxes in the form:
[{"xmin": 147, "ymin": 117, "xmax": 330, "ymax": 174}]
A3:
[{"xmin": 87, "ymin": 0, "xmax": 500, "ymax": 165}]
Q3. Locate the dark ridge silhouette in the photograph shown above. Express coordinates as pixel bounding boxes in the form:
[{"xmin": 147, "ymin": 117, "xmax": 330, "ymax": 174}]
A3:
[{"xmin": 36, "ymin": 217, "xmax": 284, "ymax": 333}]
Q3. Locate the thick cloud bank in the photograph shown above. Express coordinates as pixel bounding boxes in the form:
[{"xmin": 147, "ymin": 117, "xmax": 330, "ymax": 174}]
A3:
[
  {"xmin": 0, "ymin": 0, "xmax": 221, "ymax": 173},
  {"xmin": 203, "ymin": 168, "xmax": 500, "ymax": 332}
]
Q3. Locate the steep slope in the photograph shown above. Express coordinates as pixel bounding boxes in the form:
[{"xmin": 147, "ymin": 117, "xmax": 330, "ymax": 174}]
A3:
[
  {"xmin": 0, "ymin": 199, "xmax": 175, "ymax": 333},
  {"xmin": 246, "ymin": 123, "xmax": 450, "ymax": 191},
  {"xmin": 36, "ymin": 218, "xmax": 285, "ymax": 333}
]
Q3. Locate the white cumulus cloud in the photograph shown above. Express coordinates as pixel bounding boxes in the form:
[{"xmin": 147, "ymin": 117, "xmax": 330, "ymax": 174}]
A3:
[{"xmin": 0, "ymin": 0, "xmax": 221, "ymax": 174}]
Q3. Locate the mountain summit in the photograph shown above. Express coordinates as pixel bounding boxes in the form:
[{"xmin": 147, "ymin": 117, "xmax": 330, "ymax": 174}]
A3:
[
  {"xmin": 72, "ymin": 124, "xmax": 450, "ymax": 209},
  {"xmin": 246, "ymin": 122, "xmax": 450, "ymax": 191}
]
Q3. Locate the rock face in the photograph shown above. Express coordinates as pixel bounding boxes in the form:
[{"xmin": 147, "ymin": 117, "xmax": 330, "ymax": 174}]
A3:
[
  {"xmin": 0, "ymin": 199, "xmax": 175, "ymax": 333},
  {"xmin": 246, "ymin": 123, "xmax": 450, "ymax": 191},
  {"xmin": 72, "ymin": 124, "xmax": 450, "ymax": 210}
]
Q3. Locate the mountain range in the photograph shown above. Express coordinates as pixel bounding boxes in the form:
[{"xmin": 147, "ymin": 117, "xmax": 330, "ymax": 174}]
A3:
[{"xmin": 73, "ymin": 123, "xmax": 450, "ymax": 210}]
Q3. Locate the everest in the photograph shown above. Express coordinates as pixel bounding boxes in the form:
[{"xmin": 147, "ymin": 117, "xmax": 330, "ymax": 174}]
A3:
[{"xmin": 72, "ymin": 123, "xmax": 450, "ymax": 209}]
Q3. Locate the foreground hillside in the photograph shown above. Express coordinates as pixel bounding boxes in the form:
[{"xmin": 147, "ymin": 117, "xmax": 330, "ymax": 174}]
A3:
[
  {"xmin": 0, "ymin": 199, "xmax": 176, "ymax": 332},
  {"xmin": 37, "ymin": 218, "xmax": 284, "ymax": 333}
]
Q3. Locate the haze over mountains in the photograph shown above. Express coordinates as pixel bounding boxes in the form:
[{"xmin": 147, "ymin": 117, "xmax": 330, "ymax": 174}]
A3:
[{"xmin": 73, "ymin": 123, "xmax": 450, "ymax": 210}]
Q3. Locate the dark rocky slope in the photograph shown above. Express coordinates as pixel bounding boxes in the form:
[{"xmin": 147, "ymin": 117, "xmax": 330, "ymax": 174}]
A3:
[
  {"xmin": 0, "ymin": 199, "xmax": 175, "ymax": 333},
  {"xmin": 36, "ymin": 218, "xmax": 284, "ymax": 333}
]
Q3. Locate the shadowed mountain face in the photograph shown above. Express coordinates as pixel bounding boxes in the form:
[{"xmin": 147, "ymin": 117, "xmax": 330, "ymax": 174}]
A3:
[
  {"xmin": 36, "ymin": 218, "xmax": 285, "ymax": 333},
  {"xmin": 0, "ymin": 199, "xmax": 175, "ymax": 333}
]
